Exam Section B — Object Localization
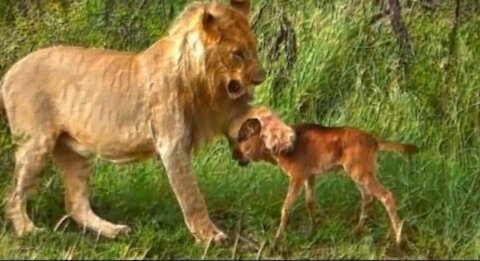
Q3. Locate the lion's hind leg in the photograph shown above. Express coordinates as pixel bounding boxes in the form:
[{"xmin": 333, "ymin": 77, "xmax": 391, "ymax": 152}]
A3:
[
  {"xmin": 5, "ymin": 135, "xmax": 56, "ymax": 236},
  {"xmin": 53, "ymin": 142, "xmax": 131, "ymax": 238}
]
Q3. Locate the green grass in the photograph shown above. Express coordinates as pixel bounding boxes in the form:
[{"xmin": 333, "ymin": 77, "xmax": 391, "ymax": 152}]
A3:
[
  {"xmin": 0, "ymin": 143, "xmax": 479, "ymax": 259},
  {"xmin": 1, "ymin": 0, "xmax": 480, "ymax": 259}
]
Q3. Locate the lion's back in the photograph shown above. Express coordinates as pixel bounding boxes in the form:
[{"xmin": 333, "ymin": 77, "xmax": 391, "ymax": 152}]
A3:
[
  {"xmin": 2, "ymin": 45, "xmax": 138, "ymax": 96},
  {"xmin": 1, "ymin": 45, "xmax": 147, "ymax": 145}
]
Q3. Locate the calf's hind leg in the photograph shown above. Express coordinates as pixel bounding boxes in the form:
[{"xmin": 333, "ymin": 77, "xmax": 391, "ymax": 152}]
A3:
[
  {"xmin": 354, "ymin": 185, "xmax": 374, "ymax": 233},
  {"xmin": 6, "ymin": 135, "xmax": 56, "ymax": 236},
  {"xmin": 53, "ymin": 143, "xmax": 130, "ymax": 238},
  {"xmin": 352, "ymin": 168, "xmax": 403, "ymax": 245},
  {"xmin": 366, "ymin": 177, "xmax": 403, "ymax": 245}
]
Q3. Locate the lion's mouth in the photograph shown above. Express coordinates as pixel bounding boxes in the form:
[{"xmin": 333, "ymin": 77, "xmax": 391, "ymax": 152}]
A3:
[
  {"xmin": 226, "ymin": 79, "xmax": 246, "ymax": 100},
  {"xmin": 227, "ymin": 80, "xmax": 242, "ymax": 93}
]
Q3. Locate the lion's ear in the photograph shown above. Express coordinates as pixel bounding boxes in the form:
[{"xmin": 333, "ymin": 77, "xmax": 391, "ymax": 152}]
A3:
[
  {"xmin": 238, "ymin": 118, "xmax": 262, "ymax": 142},
  {"xmin": 202, "ymin": 10, "xmax": 221, "ymax": 42},
  {"xmin": 230, "ymin": 0, "xmax": 250, "ymax": 17}
]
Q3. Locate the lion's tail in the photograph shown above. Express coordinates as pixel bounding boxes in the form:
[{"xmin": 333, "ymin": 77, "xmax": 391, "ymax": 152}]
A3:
[{"xmin": 378, "ymin": 140, "xmax": 419, "ymax": 155}]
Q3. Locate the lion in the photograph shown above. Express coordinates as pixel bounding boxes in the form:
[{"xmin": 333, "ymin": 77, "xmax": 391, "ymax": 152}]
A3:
[{"xmin": 0, "ymin": 0, "xmax": 295, "ymax": 244}]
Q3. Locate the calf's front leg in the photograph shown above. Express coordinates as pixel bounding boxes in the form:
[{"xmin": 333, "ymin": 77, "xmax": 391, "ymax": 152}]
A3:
[{"xmin": 275, "ymin": 178, "xmax": 303, "ymax": 240}]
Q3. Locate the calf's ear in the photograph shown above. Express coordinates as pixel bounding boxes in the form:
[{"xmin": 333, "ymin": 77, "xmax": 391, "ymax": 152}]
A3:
[{"xmin": 238, "ymin": 118, "xmax": 261, "ymax": 142}]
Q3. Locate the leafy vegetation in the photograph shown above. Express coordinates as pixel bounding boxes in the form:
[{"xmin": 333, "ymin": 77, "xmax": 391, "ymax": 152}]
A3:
[{"xmin": 0, "ymin": 0, "xmax": 479, "ymax": 259}]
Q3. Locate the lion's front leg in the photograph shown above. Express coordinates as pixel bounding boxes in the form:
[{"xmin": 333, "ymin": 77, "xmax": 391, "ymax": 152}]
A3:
[
  {"xmin": 157, "ymin": 139, "xmax": 228, "ymax": 244},
  {"xmin": 227, "ymin": 105, "xmax": 296, "ymax": 154}
]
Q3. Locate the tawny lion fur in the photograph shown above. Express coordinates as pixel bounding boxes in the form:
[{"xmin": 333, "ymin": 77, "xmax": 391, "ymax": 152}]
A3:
[{"xmin": 0, "ymin": 0, "xmax": 295, "ymax": 243}]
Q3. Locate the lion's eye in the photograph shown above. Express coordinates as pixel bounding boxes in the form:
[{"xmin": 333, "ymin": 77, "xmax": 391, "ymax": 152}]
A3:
[{"xmin": 232, "ymin": 49, "xmax": 245, "ymax": 60}]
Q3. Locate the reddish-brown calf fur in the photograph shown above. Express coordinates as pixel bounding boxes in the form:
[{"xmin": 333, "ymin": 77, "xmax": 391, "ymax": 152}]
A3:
[{"xmin": 232, "ymin": 119, "xmax": 418, "ymax": 245}]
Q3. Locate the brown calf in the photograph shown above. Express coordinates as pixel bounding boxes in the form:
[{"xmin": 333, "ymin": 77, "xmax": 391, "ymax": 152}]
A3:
[{"xmin": 232, "ymin": 119, "xmax": 418, "ymax": 245}]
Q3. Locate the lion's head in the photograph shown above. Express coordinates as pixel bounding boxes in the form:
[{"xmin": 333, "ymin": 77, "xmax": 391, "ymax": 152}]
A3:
[
  {"xmin": 202, "ymin": 1, "xmax": 266, "ymax": 101},
  {"xmin": 168, "ymin": 0, "xmax": 266, "ymax": 104}
]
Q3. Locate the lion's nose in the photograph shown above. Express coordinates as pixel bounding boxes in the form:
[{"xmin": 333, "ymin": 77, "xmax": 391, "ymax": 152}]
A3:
[{"xmin": 251, "ymin": 67, "xmax": 266, "ymax": 85}]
